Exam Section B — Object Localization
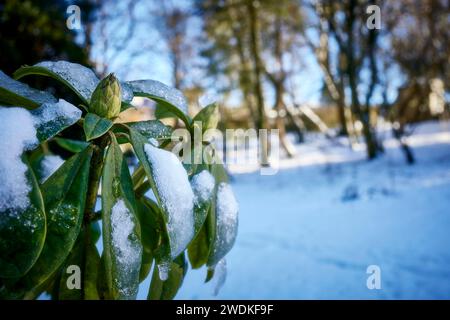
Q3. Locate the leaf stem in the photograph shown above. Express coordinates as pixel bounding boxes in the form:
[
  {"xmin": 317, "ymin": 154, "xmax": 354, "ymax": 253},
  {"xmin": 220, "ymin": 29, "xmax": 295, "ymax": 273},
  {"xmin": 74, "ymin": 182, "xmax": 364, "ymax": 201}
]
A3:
[{"xmin": 84, "ymin": 135, "xmax": 109, "ymax": 224}]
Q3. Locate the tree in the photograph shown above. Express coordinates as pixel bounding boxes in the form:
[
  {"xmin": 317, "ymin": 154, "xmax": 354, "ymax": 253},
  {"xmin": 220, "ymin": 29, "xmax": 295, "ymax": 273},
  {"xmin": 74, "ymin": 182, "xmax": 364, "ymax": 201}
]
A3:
[
  {"xmin": 0, "ymin": 0, "xmax": 94, "ymax": 74},
  {"xmin": 197, "ymin": 0, "xmax": 309, "ymax": 160},
  {"xmin": 305, "ymin": 0, "xmax": 382, "ymax": 159}
]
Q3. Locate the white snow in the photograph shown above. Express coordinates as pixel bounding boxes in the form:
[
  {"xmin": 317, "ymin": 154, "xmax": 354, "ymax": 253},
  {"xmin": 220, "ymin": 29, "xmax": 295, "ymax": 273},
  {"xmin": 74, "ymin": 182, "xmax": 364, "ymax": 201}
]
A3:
[
  {"xmin": 0, "ymin": 70, "xmax": 56, "ymax": 105},
  {"xmin": 119, "ymin": 81, "xmax": 134, "ymax": 103},
  {"xmin": 207, "ymin": 183, "xmax": 239, "ymax": 263},
  {"xmin": 35, "ymin": 61, "xmax": 99, "ymax": 101},
  {"xmin": 128, "ymin": 80, "xmax": 189, "ymax": 114},
  {"xmin": 191, "ymin": 170, "xmax": 215, "ymax": 203},
  {"xmin": 148, "ymin": 138, "xmax": 159, "ymax": 147},
  {"xmin": 40, "ymin": 155, "xmax": 64, "ymax": 182},
  {"xmin": 173, "ymin": 121, "xmax": 450, "ymax": 299},
  {"xmin": 0, "ymin": 107, "xmax": 38, "ymax": 212},
  {"xmin": 144, "ymin": 143, "xmax": 195, "ymax": 258},
  {"xmin": 111, "ymin": 199, "xmax": 141, "ymax": 268},
  {"xmin": 157, "ymin": 261, "xmax": 170, "ymax": 281},
  {"xmin": 34, "ymin": 99, "xmax": 81, "ymax": 125}
]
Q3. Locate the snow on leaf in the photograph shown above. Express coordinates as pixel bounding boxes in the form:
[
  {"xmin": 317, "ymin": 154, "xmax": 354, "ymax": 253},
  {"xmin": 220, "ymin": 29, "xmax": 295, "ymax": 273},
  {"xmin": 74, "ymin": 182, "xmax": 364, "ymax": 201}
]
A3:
[
  {"xmin": 0, "ymin": 70, "xmax": 57, "ymax": 108},
  {"xmin": 120, "ymin": 81, "xmax": 134, "ymax": 103},
  {"xmin": 128, "ymin": 80, "xmax": 188, "ymax": 114},
  {"xmin": 127, "ymin": 120, "xmax": 172, "ymax": 140},
  {"xmin": 208, "ymin": 183, "xmax": 239, "ymax": 266},
  {"xmin": 212, "ymin": 258, "xmax": 227, "ymax": 296},
  {"xmin": 157, "ymin": 260, "xmax": 170, "ymax": 281},
  {"xmin": 32, "ymin": 61, "xmax": 99, "ymax": 102},
  {"xmin": 191, "ymin": 170, "xmax": 215, "ymax": 204},
  {"xmin": 111, "ymin": 199, "xmax": 143, "ymax": 297},
  {"xmin": 40, "ymin": 155, "xmax": 64, "ymax": 183},
  {"xmin": 31, "ymin": 99, "xmax": 82, "ymax": 142},
  {"xmin": 0, "ymin": 107, "xmax": 38, "ymax": 212},
  {"xmin": 143, "ymin": 143, "xmax": 195, "ymax": 258}
]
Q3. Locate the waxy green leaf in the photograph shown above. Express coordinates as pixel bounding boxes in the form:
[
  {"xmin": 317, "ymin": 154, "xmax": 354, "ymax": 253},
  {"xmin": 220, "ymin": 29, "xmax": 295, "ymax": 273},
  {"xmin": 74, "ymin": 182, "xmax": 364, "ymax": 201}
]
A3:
[
  {"xmin": 0, "ymin": 147, "xmax": 93, "ymax": 299},
  {"xmin": 148, "ymin": 253, "xmax": 187, "ymax": 300},
  {"xmin": 83, "ymin": 113, "xmax": 113, "ymax": 141},
  {"xmin": 126, "ymin": 80, "xmax": 191, "ymax": 127},
  {"xmin": 0, "ymin": 70, "xmax": 57, "ymax": 109},
  {"xmin": 58, "ymin": 228, "xmax": 100, "ymax": 300},
  {"xmin": 101, "ymin": 135, "xmax": 142, "ymax": 299},
  {"xmin": 0, "ymin": 156, "xmax": 46, "ymax": 279}
]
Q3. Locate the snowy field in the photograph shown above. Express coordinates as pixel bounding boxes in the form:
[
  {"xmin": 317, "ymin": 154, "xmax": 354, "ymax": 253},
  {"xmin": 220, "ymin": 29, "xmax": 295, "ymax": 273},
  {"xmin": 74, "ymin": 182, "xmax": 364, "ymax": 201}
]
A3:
[{"xmin": 171, "ymin": 121, "xmax": 450, "ymax": 299}]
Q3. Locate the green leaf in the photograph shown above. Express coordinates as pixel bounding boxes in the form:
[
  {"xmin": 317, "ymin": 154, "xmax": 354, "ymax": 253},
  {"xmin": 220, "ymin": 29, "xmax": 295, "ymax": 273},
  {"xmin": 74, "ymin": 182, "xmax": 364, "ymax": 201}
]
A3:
[
  {"xmin": 130, "ymin": 130, "xmax": 195, "ymax": 261},
  {"xmin": 154, "ymin": 103, "xmax": 176, "ymax": 120},
  {"xmin": 0, "ymin": 70, "xmax": 57, "ymax": 109},
  {"xmin": 148, "ymin": 253, "xmax": 187, "ymax": 300},
  {"xmin": 127, "ymin": 120, "xmax": 173, "ymax": 140},
  {"xmin": 31, "ymin": 99, "xmax": 82, "ymax": 142},
  {"xmin": 0, "ymin": 147, "xmax": 93, "ymax": 299},
  {"xmin": 101, "ymin": 135, "xmax": 142, "ymax": 299},
  {"xmin": 190, "ymin": 167, "xmax": 215, "ymax": 236},
  {"xmin": 207, "ymin": 163, "xmax": 237, "ymax": 267},
  {"xmin": 13, "ymin": 61, "xmax": 100, "ymax": 105},
  {"xmin": 126, "ymin": 80, "xmax": 192, "ymax": 127},
  {"xmin": 205, "ymin": 267, "xmax": 215, "ymax": 283},
  {"xmin": 58, "ymin": 228, "xmax": 100, "ymax": 300},
  {"xmin": 83, "ymin": 113, "xmax": 113, "ymax": 141},
  {"xmin": 96, "ymin": 255, "xmax": 111, "ymax": 300},
  {"xmin": 0, "ymin": 156, "xmax": 46, "ymax": 279},
  {"xmin": 90, "ymin": 221, "xmax": 101, "ymax": 244},
  {"xmin": 135, "ymin": 197, "xmax": 160, "ymax": 282},
  {"xmin": 55, "ymin": 137, "xmax": 90, "ymax": 153},
  {"xmin": 13, "ymin": 62, "xmax": 134, "ymax": 107},
  {"xmin": 188, "ymin": 225, "xmax": 210, "ymax": 269},
  {"xmin": 192, "ymin": 103, "xmax": 219, "ymax": 133}
]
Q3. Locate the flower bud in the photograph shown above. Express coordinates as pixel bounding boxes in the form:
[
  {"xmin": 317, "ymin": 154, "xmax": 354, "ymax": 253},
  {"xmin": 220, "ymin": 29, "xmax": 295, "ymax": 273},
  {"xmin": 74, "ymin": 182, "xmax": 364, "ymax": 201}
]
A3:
[{"xmin": 90, "ymin": 73, "xmax": 121, "ymax": 119}]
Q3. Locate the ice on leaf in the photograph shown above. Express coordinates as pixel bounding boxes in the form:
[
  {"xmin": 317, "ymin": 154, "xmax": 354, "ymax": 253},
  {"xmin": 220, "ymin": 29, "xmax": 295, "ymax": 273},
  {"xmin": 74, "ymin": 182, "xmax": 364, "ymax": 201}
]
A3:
[
  {"xmin": 111, "ymin": 199, "xmax": 142, "ymax": 296},
  {"xmin": 40, "ymin": 155, "xmax": 64, "ymax": 183},
  {"xmin": 0, "ymin": 70, "xmax": 57, "ymax": 107},
  {"xmin": 191, "ymin": 170, "xmax": 215, "ymax": 204},
  {"xmin": 144, "ymin": 143, "xmax": 195, "ymax": 258},
  {"xmin": 34, "ymin": 61, "xmax": 99, "ymax": 102},
  {"xmin": 127, "ymin": 80, "xmax": 189, "ymax": 114},
  {"xmin": 127, "ymin": 120, "xmax": 172, "ymax": 140},
  {"xmin": 209, "ymin": 183, "xmax": 239, "ymax": 265},
  {"xmin": 212, "ymin": 258, "xmax": 227, "ymax": 296},
  {"xmin": 119, "ymin": 81, "xmax": 134, "ymax": 103},
  {"xmin": 0, "ymin": 107, "xmax": 38, "ymax": 212},
  {"xmin": 157, "ymin": 260, "xmax": 170, "ymax": 281},
  {"xmin": 32, "ymin": 99, "xmax": 82, "ymax": 142}
]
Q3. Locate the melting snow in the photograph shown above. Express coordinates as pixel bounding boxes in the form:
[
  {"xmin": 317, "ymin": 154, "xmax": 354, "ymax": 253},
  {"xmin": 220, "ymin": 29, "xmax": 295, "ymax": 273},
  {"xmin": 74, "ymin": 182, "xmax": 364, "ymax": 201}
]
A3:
[
  {"xmin": 191, "ymin": 170, "xmax": 215, "ymax": 203},
  {"xmin": 144, "ymin": 143, "xmax": 195, "ymax": 258},
  {"xmin": 40, "ymin": 155, "xmax": 64, "ymax": 182},
  {"xmin": 157, "ymin": 261, "xmax": 170, "ymax": 281},
  {"xmin": 128, "ymin": 80, "xmax": 188, "ymax": 114},
  {"xmin": 0, "ymin": 107, "xmax": 38, "ymax": 212},
  {"xmin": 111, "ymin": 199, "xmax": 141, "ymax": 267}
]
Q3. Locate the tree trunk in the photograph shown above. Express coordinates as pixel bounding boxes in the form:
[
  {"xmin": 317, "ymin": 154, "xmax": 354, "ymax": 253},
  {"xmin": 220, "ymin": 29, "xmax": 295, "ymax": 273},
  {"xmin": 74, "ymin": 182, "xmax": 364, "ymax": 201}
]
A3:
[
  {"xmin": 346, "ymin": 0, "xmax": 377, "ymax": 159},
  {"xmin": 247, "ymin": 1, "xmax": 269, "ymax": 166}
]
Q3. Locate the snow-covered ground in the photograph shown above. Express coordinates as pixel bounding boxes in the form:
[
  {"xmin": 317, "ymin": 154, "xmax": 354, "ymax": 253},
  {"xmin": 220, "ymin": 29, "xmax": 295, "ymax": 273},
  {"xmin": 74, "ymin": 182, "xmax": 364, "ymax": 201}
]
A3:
[{"xmin": 174, "ymin": 121, "xmax": 450, "ymax": 299}]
